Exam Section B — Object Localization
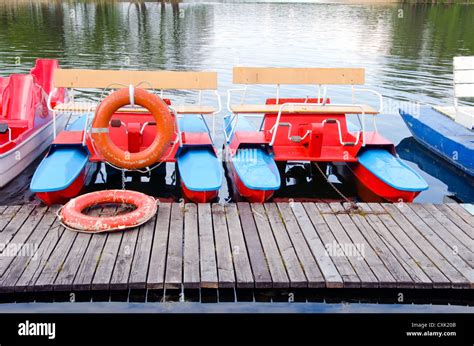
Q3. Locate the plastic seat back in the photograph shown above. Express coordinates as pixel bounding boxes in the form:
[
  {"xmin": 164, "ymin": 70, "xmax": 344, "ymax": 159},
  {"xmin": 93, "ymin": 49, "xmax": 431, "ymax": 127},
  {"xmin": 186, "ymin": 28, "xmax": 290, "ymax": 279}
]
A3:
[
  {"xmin": 1, "ymin": 74, "xmax": 36, "ymax": 125},
  {"xmin": 30, "ymin": 59, "xmax": 60, "ymax": 95},
  {"xmin": 0, "ymin": 77, "xmax": 9, "ymax": 115}
]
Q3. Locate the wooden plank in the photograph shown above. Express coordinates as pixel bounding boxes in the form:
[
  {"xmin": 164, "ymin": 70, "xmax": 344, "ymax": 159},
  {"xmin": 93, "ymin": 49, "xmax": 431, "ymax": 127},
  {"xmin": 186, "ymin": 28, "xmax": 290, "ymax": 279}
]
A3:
[
  {"xmin": 435, "ymin": 204, "xmax": 473, "ymax": 240},
  {"xmin": 70, "ymin": 204, "xmax": 107, "ymax": 291},
  {"xmin": 128, "ymin": 216, "xmax": 157, "ymax": 290},
  {"xmin": 147, "ymin": 203, "xmax": 171, "ymax": 290},
  {"xmin": 454, "ymin": 56, "xmax": 474, "ymax": 70},
  {"xmin": 330, "ymin": 203, "xmax": 398, "ymax": 288},
  {"xmin": 15, "ymin": 219, "xmax": 66, "ymax": 292},
  {"xmin": 455, "ymin": 83, "xmax": 474, "ymax": 98},
  {"xmin": 73, "ymin": 232, "xmax": 108, "ymax": 291},
  {"xmin": 225, "ymin": 204, "xmax": 254, "ymax": 288},
  {"xmin": 454, "ymin": 70, "xmax": 474, "ymax": 84},
  {"xmin": 55, "ymin": 69, "xmax": 218, "ymax": 90},
  {"xmin": 54, "ymin": 102, "xmax": 216, "ymax": 115},
  {"xmin": 404, "ymin": 205, "xmax": 473, "ymax": 280},
  {"xmin": 0, "ymin": 206, "xmax": 47, "ymax": 277},
  {"xmin": 230, "ymin": 104, "xmax": 377, "ymax": 115},
  {"xmin": 0, "ymin": 205, "xmax": 35, "ymax": 244},
  {"xmin": 53, "ymin": 205, "xmax": 103, "ymax": 292},
  {"xmin": 212, "ymin": 204, "xmax": 235, "ymax": 288},
  {"xmin": 91, "ymin": 207, "xmax": 124, "ymax": 291},
  {"xmin": 236, "ymin": 203, "xmax": 272, "ymax": 288},
  {"xmin": 425, "ymin": 204, "xmax": 473, "ymax": 244},
  {"xmin": 276, "ymin": 203, "xmax": 326, "ymax": 288},
  {"xmin": 183, "ymin": 204, "xmax": 200, "ymax": 289},
  {"xmin": 34, "ymin": 226, "xmax": 78, "ymax": 292},
  {"xmin": 329, "ymin": 203, "xmax": 397, "ymax": 288},
  {"xmin": 368, "ymin": 203, "xmax": 448, "ymax": 288},
  {"xmin": 409, "ymin": 204, "xmax": 471, "ymax": 263},
  {"xmin": 316, "ymin": 203, "xmax": 379, "ymax": 288},
  {"xmin": 290, "ymin": 203, "xmax": 342, "ymax": 288},
  {"xmin": 250, "ymin": 203, "xmax": 289, "ymax": 288},
  {"xmin": 0, "ymin": 205, "xmax": 7, "ymax": 214},
  {"xmin": 109, "ymin": 227, "xmax": 140, "ymax": 291},
  {"xmin": 302, "ymin": 203, "xmax": 360, "ymax": 288},
  {"xmin": 446, "ymin": 203, "xmax": 474, "ymax": 230},
  {"xmin": 164, "ymin": 203, "xmax": 184, "ymax": 289},
  {"xmin": 399, "ymin": 204, "xmax": 473, "ymax": 284},
  {"xmin": 384, "ymin": 204, "xmax": 471, "ymax": 288},
  {"xmin": 461, "ymin": 204, "xmax": 474, "ymax": 215},
  {"xmin": 357, "ymin": 203, "xmax": 429, "ymax": 288},
  {"xmin": 0, "ymin": 205, "xmax": 21, "ymax": 231},
  {"xmin": 346, "ymin": 204, "xmax": 416, "ymax": 288},
  {"xmin": 54, "ymin": 232, "xmax": 92, "ymax": 291},
  {"xmin": 0, "ymin": 207, "xmax": 58, "ymax": 293},
  {"xmin": 233, "ymin": 67, "xmax": 365, "ymax": 85},
  {"xmin": 264, "ymin": 203, "xmax": 307, "ymax": 288},
  {"xmin": 198, "ymin": 204, "xmax": 218, "ymax": 289}
]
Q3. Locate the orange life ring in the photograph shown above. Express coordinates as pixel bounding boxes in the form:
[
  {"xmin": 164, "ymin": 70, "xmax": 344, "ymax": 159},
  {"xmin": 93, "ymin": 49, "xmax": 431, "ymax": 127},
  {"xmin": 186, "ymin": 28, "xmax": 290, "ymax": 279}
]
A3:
[
  {"xmin": 91, "ymin": 88, "xmax": 174, "ymax": 170},
  {"xmin": 60, "ymin": 190, "xmax": 157, "ymax": 232}
]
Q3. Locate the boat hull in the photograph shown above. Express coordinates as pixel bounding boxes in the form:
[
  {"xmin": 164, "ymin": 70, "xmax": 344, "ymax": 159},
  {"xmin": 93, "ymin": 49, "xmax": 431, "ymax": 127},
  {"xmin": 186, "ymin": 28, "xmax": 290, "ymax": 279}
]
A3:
[
  {"xmin": 0, "ymin": 113, "xmax": 67, "ymax": 188},
  {"xmin": 229, "ymin": 162, "xmax": 275, "ymax": 203},
  {"xmin": 181, "ymin": 183, "xmax": 219, "ymax": 203},
  {"xmin": 349, "ymin": 163, "xmax": 421, "ymax": 203},
  {"xmin": 36, "ymin": 166, "xmax": 89, "ymax": 205},
  {"xmin": 400, "ymin": 106, "xmax": 473, "ymax": 176}
]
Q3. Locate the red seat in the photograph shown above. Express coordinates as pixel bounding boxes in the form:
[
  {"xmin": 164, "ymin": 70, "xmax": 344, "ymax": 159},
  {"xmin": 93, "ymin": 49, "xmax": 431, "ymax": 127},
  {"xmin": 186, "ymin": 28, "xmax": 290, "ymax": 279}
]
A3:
[
  {"xmin": 30, "ymin": 59, "xmax": 64, "ymax": 106},
  {"xmin": 0, "ymin": 77, "xmax": 9, "ymax": 114},
  {"xmin": 1, "ymin": 74, "xmax": 38, "ymax": 128}
]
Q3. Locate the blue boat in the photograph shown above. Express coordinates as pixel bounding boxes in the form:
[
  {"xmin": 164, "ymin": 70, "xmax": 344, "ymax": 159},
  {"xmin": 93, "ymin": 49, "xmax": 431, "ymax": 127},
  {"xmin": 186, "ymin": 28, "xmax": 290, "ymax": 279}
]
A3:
[
  {"xmin": 399, "ymin": 106, "xmax": 473, "ymax": 177},
  {"xmin": 400, "ymin": 56, "xmax": 474, "ymax": 177}
]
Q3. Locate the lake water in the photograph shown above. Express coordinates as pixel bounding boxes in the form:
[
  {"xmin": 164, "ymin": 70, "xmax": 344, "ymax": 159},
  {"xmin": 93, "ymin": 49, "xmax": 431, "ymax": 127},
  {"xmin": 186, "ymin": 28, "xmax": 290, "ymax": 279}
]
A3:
[{"xmin": 0, "ymin": 0, "xmax": 473, "ymax": 204}]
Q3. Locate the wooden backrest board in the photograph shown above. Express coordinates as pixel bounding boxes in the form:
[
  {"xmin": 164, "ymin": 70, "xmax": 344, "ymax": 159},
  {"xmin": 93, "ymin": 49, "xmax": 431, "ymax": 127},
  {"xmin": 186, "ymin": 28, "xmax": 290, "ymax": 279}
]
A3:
[
  {"xmin": 233, "ymin": 67, "xmax": 365, "ymax": 85},
  {"xmin": 54, "ymin": 69, "xmax": 218, "ymax": 90},
  {"xmin": 453, "ymin": 56, "xmax": 474, "ymax": 98}
]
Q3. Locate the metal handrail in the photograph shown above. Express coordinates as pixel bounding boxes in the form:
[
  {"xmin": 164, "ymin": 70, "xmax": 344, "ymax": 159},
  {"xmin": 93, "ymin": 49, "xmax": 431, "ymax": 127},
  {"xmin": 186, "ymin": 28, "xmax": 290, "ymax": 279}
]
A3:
[
  {"xmin": 321, "ymin": 119, "xmax": 361, "ymax": 147},
  {"xmin": 269, "ymin": 102, "xmax": 367, "ymax": 146}
]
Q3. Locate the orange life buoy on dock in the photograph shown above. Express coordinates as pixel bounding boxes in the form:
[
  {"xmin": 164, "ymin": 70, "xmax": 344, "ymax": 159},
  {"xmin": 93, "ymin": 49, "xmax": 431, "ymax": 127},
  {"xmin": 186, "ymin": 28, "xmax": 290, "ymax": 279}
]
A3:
[
  {"xmin": 91, "ymin": 88, "xmax": 174, "ymax": 170},
  {"xmin": 60, "ymin": 190, "xmax": 157, "ymax": 232}
]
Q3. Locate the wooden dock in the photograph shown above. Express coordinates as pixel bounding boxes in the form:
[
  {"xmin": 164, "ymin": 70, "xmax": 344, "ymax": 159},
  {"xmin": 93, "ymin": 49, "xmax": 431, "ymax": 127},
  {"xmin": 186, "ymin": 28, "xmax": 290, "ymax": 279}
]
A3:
[{"xmin": 0, "ymin": 202, "xmax": 472, "ymax": 304}]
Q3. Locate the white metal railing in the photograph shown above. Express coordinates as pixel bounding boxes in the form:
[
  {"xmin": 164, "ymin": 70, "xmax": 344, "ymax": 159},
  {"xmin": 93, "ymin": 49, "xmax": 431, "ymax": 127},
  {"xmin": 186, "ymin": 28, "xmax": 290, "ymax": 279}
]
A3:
[
  {"xmin": 48, "ymin": 84, "xmax": 222, "ymax": 148},
  {"xmin": 268, "ymin": 102, "xmax": 367, "ymax": 146},
  {"xmin": 225, "ymin": 83, "xmax": 382, "ymax": 147}
]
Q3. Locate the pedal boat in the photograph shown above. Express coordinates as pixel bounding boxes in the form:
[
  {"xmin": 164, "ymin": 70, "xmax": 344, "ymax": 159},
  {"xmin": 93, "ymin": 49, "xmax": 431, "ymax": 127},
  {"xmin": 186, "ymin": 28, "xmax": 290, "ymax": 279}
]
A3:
[
  {"xmin": 0, "ymin": 59, "xmax": 66, "ymax": 187},
  {"xmin": 225, "ymin": 67, "xmax": 428, "ymax": 203},
  {"xmin": 30, "ymin": 68, "xmax": 222, "ymax": 205}
]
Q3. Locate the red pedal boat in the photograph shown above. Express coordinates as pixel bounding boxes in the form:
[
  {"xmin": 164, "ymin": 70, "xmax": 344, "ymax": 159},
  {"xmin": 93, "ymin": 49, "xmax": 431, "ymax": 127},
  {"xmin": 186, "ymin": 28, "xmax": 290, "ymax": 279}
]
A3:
[
  {"xmin": 30, "ymin": 68, "xmax": 222, "ymax": 205},
  {"xmin": 0, "ymin": 59, "xmax": 66, "ymax": 187},
  {"xmin": 224, "ymin": 67, "xmax": 428, "ymax": 203}
]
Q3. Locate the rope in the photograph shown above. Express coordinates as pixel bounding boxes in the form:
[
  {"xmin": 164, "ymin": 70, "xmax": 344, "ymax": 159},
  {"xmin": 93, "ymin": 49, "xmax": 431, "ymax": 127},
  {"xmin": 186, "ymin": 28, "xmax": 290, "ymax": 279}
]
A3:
[{"xmin": 313, "ymin": 162, "xmax": 361, "ymax": 214}]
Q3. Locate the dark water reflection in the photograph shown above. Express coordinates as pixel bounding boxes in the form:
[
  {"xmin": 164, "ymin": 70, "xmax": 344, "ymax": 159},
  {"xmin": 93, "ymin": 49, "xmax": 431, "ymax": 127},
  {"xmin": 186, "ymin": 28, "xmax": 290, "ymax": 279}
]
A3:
[{"xmin": 0, "ymin": 1, "xmax": 473, "ymax": 203}]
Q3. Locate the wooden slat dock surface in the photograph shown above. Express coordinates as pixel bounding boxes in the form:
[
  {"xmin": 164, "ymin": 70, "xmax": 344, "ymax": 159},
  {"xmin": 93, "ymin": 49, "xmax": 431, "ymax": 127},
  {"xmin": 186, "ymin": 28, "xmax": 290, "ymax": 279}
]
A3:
[{"xmin": 0, "ymin": 202, "xmax": 472, "ymax": 304}]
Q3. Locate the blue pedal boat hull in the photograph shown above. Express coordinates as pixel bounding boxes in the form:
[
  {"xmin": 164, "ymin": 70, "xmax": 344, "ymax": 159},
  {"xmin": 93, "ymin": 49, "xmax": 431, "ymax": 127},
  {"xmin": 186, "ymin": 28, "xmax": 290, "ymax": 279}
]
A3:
[
  {"xmin": 226, "ymin": 116, "xmax": 281, "ymax": 202},
  {"xmin": 349, "ymin": 149, "xmax": 428, "ymax": 202},
  {"xmin": 400, "ymin": 106, "xmax": 474, "ymax": 176},
  {"xmin": 176, "ymin": 115, "xmax": 223, "ymax": 202}
]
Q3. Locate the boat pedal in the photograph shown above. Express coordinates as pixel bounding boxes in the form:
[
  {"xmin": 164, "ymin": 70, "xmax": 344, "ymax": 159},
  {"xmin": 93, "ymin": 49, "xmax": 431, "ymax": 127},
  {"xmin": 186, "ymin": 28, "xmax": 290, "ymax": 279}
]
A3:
[
  {"xmin": 110, "ymin": 119, "xmax": 122, "ymax": 127},
  {"xmin": 0, "ymin": 123, "xmax": 9, "ymax": 134},
  {"xmin": 290, "ymin": 135, "xmax": 303, "ymax": 143}
]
